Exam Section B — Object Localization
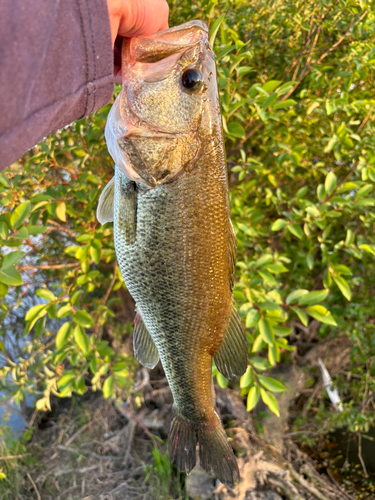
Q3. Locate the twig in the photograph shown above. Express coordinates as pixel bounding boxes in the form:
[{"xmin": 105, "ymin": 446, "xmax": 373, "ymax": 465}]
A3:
[
  {"xmin": 26, "ymin": 472, "xmax": 41, "ymax": 500},
  {"xmin": 326, "ymin": 468, "xmax": 356, "ymax": 500},
  {"xmin": 288, "ymin": 466, "xmax": 330, "ymax": 500},
  {"xmin": 357, "ymin": 433, "xmax": 368, "ymax": 478},
  {"xmin": 28, "ymin": 408, "xmax": 38, "ymax": 427},
  {"xmin": 57, "ymin": 444, "xmax": 124, "ymax": 461},
  {"xmin": 0, "ymin": 454, "xmax": 30, "ymax": 460},
  {"xmin": 54, "ymin": 465, "xmax": 99, "ymax": 477},
  {"xmin": 123, "ymin": 419, "xmax": 136, "ymax": 467},
  {"xmin": 65, "ymin": 422, "xmax": 92, "ymax": 446},
  {"xmin": 115, "ymin": 403, "xmax": 162, "ymax": 449},
  {"xmin": 102, "ymin": 263, "xmax": 117, "ymax": 306},
  {"xmin": 282, "ymin": 9, "xmax": 368, "ymax": 101},
  {"xmin": 20, "ymin": 263, "xmax": 79, "ymax": 271}
]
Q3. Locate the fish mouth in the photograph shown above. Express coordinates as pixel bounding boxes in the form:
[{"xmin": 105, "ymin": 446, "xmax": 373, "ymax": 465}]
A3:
[{"xmin": 123, "ymin": 20, "xmax": 211, "ymax": 68}]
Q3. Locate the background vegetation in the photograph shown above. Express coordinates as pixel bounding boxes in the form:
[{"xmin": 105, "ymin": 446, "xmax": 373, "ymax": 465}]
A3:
[{"xmin": 0, "ymin": 0, "xmax": 374, "ymax": 495}]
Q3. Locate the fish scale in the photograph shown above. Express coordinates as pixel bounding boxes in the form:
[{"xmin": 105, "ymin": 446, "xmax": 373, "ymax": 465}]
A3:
[
  {"xmin": 98, "ymin": 20, "xmax": 248, "ymax": 486},
  {"xmin": 114, "ymin": 146, "xmax": 232, "ymax": 420}
]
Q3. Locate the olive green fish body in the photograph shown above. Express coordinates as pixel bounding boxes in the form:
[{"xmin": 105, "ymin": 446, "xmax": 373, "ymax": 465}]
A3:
[
  {"xmin": 98, "ymin": 20, "xmax": 248, "ymax": 486},
  {"xmin": 114, "ymin": 146, "xmax": 232, "ymax": 423}
]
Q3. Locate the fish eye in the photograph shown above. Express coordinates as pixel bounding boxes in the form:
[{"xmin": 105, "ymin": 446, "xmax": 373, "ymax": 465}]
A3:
[{"xmin": 181, "ymin": 69, "xmax": 203, "ymax": 91}]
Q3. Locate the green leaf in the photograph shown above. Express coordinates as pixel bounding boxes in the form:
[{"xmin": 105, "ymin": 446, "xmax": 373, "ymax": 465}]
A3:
[
  {"xmin": 286, "ymin": 289, "xmax": 309, "ymax": 305},
  {"xmin": 287, "ymin": 224, "xmax": 304, "ymax": 239},
  {"xmin": 263, "ymin": 92, "xmax": 277, "ymax": 109},
  {"xmin": 355, "ymin": 184, "xmax": 372, "ymax": 200},
  {"xmin": 325, "ymin": 171, "xmax": 337, "ymax": 195},
  {"xmin": 0, "ymin": 222, "xmax": 9, "ymax": 240},
  {"xmin": 273, "ymin": 99, "xmax": 296, "ymax": 109},
  {"xmin": 56, "ymin": 202, "xmax": 66, "ymax": 222},
  {"xmin": 305, "ymin": 206, "xmax": 320, "ymax": 217},
  {"xmin": 246, "ymin": 309, "xmax": 260, "ymax": 328},
  {"xmin": 103, "ymin": 375, "xmax": 114, "ymax": 399},
  {"xmin": 209, "ymin": 14, "xmax": 225, "ymax": 46},
  {"xmin": 255, "ymin": 254, "xmax": 274, "ymax": 267},
  {"xmin": 28, "ymin": 225, "xmax": 47, "ymax": 235},
  {"xmin": 305, "ymin": 305, "xmax": 337, "ymax": 326},
  {"xmin": 273, "ymin": 326, "xmax": 292, "ymax": 337},
  {"xmin": 89, "ymin": 245, "xmax": 101, "ymax": 264},
  {"xmin": 36, "ymin": 288, "xmax": 55, "ymax": 301},
  {"xmin": 0, "ymin": 283, "xmax": 8, "ymax": 297},
  {"xmin": 258, "ymin": 375, "xmax": 286, "ymax": 392},
  {"xmin": 58, "ymin": 373, "xmax": 76, "ymax": 388},
  {"xmin": 1, "ymin": 250, "xmax": 25, "ymax": 270},
  {"xmin": 252, "ymin": 334, "xmax": 266, "ymax": 352},
  {"xmin": 271, "ymin": 219, "xmax": 287, "ymax": 231},
  {"xmin": 216, "ymin": 372, "xmax": 228, "ymax": 388},
  {"xmin": 246, "ymin": 385, "xmax": 260, "ymax": 412},
  {"xmin": 264, "ymin": 392, "xmax": 280, "ymax": 417},
  {"xmin": 333, "ymin": 275, "xmax": 352, "ymax": 300},
  {"xmin": 25, "ymin": 304, "xmax": 48, "ymax": 333},
  {"xmin": 266, "ymin": 264, "xmax": 288, "ymax": 274},
  {"xmin": 25, "ymin": 304, "xmax": 47, "ymax": 322},
  {"xmin": 332, "ymin": 264, "xmax": 352, "ymax": 276},
  {"xmin": 216, "ymin": 44, "xmax": 235, "ymax": 59},
  {"xmin": 298, "ymin": 289, "xmax": 329, "ymax": 306},
  {"xmin": 227, "ymin": 122, "xmax": 245, "ymax": 138},
  {"xmin": 13, "ymin": 226, "xmax": 29, "ymax": 239},
  {"xmin": 73, "ymin": 310, "xmax": 94, "ymax": 328},
  {"xmin": 0, "ymin": 172, "xmax": 10, "ymax": 187},
  {"xmin": 240, "ymin": 366, "xmax": 254, "ymax": 388},
  {"xmin": 291, "ymin": 307, "xmax": 308, "ymax": 326},
  {"xmin": 250, "ymin": 357, "xmax": 270, "ymax": 371},
  {"xmin": 56, "ymin": 322, "xmax": 72, "ymax": 349},
  {"xmin": 0, "ymin": 267, "xmax": 23, "ymax": 286},
  {"xmin": 359, "ymin": 244, "xmax": 375, "ymax": 256},
  {"xmin": 57, "ymin": 304, "xmax": 72, "ymax": 318},
  {"xmin": 10, "ymin": 201, "xmax": 31, "ymax": 229},
  {"xmin": 258, "ymin": 318, "xmax": 274, "ymax": 346},
  {"xmin": 306, "ymin": 254, "xmax": 314, "ymax": 270},
  {"xmin": 237, "ymin": 66, "xmax": 254, "ymax": 77},
  {"xmin": 73, "ymin": 325, "xmax": 90, "ymax": 355},
  {"xmin": 262, "ymin": 80, "xmax": 281, "ymax": 93}
]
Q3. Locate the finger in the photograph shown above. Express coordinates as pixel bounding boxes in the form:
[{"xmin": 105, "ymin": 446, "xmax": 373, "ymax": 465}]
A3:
[{"xmin": 118, "ymin": 0, "xmax": 169, "ymax": 38}]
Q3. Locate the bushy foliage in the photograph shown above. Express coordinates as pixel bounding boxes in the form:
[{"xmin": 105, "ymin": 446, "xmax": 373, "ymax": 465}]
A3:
[{"xmin": 0, "ymin": 0, "xmax": 374, "ymax": 437}]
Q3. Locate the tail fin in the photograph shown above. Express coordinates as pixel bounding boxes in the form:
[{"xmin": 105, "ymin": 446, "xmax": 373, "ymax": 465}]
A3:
[{"xmin": 168, "ymin": 408, "xmax": 239, "ymax": 487}]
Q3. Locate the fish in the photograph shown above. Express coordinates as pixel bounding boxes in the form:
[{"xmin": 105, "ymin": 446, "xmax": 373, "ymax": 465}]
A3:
[{"xmin": 97, "ymin": 20, "xmax": 248, "ymax": 486}]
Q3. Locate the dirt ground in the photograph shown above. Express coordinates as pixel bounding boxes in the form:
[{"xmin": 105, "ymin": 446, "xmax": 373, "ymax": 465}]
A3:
[{"xmin": 7, "ymin": 333, "xmax": 372, "ymax": 500}]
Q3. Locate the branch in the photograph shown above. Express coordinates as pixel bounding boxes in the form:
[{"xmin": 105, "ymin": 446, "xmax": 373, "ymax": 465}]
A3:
[
  {"xmin": 20, "ymin": 263, "xmax": 79, "ymax": 271},
  {"xmin": 282, "ymin": 9, "xmax": 368, "ymax": 101}
]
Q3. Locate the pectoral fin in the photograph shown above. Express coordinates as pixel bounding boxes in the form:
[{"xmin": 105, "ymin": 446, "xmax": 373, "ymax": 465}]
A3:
[
  {"xmin": 214, "ymin": 304, "xmax": 247, "ymax": 380},
  {"xmin": 97, "ymin": 177, "xmax": 115, "ymax": 225},
  {"xmin": 115, "ymin": 168, "xmax": 137, "ymax": 245},
  {"xmin": 133, "ymin": 311, "xmax": 159, "ymax": 369}
]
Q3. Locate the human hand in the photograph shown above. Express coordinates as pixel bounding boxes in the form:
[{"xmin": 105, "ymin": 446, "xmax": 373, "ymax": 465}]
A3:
[{"xmin": 107, "ymin": 0, "xmax": 169, "ymax": 82}]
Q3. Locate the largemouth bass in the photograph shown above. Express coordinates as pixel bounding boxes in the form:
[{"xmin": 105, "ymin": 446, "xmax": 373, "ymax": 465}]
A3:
[{"xmin": 97, "ymin": 20, "xmax": 248, "ymax": 486}]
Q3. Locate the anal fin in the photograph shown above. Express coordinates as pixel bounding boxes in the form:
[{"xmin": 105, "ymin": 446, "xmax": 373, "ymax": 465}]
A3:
[
  {"xmin": 133, "ymin": 311, "xmax": 159, "ymax": 369},
  {"xmin": 214, "ymin": 303, "xmax": 248, "ymax": 380}
]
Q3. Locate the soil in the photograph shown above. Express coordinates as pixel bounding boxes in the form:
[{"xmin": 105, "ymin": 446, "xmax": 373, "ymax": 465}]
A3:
[{"xmin": 3, "ymin": 310, "xmax": 374, "ymax": 499}]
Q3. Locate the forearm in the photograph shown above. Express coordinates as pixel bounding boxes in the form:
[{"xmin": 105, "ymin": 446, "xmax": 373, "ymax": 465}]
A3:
[{"xmin": 0, "ymin": 0, "xmax": 114, "ymax": 171}]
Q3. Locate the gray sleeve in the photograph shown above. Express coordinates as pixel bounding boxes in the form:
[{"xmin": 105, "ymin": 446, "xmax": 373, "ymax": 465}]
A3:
[{"xmin": 0, "ymin": 0, "xmax": 114, "ymax": 171}]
